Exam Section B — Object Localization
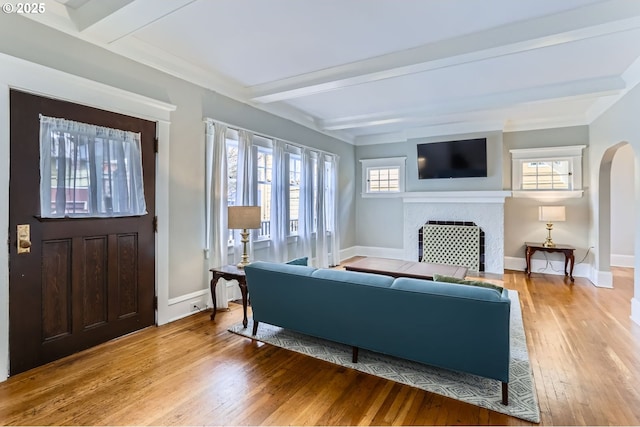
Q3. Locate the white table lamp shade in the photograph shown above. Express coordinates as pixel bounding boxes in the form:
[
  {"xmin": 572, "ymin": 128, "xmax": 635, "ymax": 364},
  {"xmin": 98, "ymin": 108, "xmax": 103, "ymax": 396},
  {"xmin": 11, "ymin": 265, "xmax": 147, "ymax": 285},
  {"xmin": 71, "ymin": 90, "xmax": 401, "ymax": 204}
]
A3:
[{"xmin": 539, "ymin": 206, "xmax": 566, "ymax": 223}]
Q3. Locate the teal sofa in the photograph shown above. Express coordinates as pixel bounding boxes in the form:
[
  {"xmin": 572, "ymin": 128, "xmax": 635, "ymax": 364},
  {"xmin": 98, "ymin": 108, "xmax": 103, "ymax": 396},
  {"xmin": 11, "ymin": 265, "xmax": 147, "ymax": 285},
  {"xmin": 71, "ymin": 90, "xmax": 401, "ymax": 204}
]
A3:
[{"xmin": 243, "ymin": 260, "xmax": 512, "ymax": 405}]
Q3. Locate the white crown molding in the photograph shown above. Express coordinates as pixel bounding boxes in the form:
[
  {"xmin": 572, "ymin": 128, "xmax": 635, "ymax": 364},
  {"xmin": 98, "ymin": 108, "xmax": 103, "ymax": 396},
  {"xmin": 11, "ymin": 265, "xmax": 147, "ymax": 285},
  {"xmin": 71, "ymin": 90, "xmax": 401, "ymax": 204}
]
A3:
[
  {"xmin": 402, "ymin": 191, "xmax": 512, "ymax": 204},
  {"xmin": 585, "ymin": 54, "xmax": 640, "ymax": 123}
]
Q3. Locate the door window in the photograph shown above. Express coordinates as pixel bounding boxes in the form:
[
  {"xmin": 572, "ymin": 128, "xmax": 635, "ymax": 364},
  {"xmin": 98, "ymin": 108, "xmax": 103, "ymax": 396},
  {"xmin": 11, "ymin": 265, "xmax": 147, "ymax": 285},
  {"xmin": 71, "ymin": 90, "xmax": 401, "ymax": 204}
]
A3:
[{"xmin": 39, "ymin": 115, "xmax": 147, "ymax": 218}]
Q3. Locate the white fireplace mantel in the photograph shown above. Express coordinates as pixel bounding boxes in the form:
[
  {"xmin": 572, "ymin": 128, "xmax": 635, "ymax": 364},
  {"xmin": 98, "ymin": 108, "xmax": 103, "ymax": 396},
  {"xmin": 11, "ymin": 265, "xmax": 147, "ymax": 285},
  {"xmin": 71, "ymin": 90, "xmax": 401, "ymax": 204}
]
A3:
[
  {"xmin": 402, "ymin": 190, "xmax": 510, "ymax": 274},
  {"xmin": 402, "ymin": 191, "xmax": 512, "ymax": 204}
]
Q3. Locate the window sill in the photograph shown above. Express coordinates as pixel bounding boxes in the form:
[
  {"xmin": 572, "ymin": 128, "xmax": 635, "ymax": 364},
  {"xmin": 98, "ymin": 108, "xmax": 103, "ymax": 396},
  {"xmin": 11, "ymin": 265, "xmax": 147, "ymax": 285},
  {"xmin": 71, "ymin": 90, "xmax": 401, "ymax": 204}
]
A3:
[
  {"xmin": 511, "ymin": 190, "xmax": 583, "ymax": 200},
  {"xmin": 361, "ymin": 192, "xmax": 405, "ymax": 198}
]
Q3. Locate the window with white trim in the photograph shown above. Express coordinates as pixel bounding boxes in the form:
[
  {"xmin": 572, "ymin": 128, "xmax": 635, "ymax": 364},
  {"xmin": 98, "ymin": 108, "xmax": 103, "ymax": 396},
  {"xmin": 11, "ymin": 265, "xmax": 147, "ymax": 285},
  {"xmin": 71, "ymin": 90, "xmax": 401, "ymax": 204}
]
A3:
[
  {"xmin": 360, "ymin": 157, "xmax": 406, "ymax": 196},
  {"xmin": 510, "ymin": 145, "xmax": 585, "ymax": 199}
]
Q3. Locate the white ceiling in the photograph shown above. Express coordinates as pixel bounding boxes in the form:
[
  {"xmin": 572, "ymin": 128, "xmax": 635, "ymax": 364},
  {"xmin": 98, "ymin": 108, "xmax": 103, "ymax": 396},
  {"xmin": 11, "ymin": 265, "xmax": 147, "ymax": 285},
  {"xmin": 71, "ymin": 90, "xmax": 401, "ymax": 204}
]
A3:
[{"xmin": 24, "ymin": 0, "xmax": 640, "ymax": 145}]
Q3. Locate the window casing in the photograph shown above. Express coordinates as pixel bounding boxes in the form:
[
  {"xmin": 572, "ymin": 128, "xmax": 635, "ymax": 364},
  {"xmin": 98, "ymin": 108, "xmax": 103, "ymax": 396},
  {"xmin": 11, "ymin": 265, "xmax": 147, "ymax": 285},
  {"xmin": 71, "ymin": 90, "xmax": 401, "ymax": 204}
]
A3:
[
  {"xmin": 510, "ymin": 145, "xmax": 585, "ymax": 199},
  {"xmin": 360, "ymin": 157, "xmax": 406, "ymax": 197}
]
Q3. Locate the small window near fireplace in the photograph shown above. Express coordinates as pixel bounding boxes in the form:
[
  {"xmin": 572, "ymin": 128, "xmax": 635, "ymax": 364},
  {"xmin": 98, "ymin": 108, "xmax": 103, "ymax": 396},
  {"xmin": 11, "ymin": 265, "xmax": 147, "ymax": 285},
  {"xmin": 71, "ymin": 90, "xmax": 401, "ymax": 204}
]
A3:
[{"xmin": 360, "ymin": 157, "xmax": 406, "ymax": 197}]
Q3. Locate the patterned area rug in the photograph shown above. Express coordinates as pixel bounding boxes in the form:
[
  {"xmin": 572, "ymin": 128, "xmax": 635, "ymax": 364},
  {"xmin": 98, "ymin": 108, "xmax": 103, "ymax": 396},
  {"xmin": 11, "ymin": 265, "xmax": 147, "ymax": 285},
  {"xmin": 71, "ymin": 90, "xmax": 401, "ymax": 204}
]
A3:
[{"xmin": 229, "ymin": 290, "xmax": 540, "ymax": 423}]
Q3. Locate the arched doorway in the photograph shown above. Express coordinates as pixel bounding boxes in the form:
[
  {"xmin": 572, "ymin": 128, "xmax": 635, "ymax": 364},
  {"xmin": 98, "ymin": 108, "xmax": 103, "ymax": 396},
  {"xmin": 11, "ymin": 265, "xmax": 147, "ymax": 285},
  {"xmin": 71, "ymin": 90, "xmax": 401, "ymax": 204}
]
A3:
[{"xmin": 597, "ymin": 141, "xmax": 640, "ymax": 326}]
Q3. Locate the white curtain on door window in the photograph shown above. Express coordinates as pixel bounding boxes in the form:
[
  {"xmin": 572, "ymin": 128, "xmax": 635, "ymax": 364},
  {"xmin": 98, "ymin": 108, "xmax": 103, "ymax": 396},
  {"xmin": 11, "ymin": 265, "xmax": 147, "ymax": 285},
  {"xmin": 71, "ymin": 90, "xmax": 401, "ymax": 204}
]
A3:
[
  {"xmin": 269, "ymin": 140, "xmax": 288, "ymax": 262},
  {"xmin": 39, "ymin": 115, "xmax": 146, "ymax": 218},
  {"xmin": 204, "ymin": 121, "xmax": 229, "ymax": 309},
  {"xmin": 233, "ymin": 129, "xmax": 256, "ymax": 265}
]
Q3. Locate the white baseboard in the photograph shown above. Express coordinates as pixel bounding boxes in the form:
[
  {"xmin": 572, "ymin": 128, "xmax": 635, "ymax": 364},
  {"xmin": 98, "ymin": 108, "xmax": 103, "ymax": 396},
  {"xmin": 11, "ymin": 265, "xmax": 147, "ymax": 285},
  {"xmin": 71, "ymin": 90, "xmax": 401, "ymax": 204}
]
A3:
[
  {"xmin": 590, "ymin": 268, "xmax": 613, "ymax": 288},
  {"xmin": 611, "ymin": 254, "xmax": 635, "ymax": 268},
  {"xmin": 166, "ymin": 289, "xmax": 210, "ymax": 323},
  {"xmin": 632, "ymin": 298, "xmax": 640, "ymax": 327},
  {"xmin": 504, "ymin": 256, "xmax": 592, "ymax": 281},
  {"xmin": 341, "ymin": 245, "xmax": 405, "ymax": 261},
  {"xmin": 339, "ymin": 246, "xmax": 358, "ymax": 261}
]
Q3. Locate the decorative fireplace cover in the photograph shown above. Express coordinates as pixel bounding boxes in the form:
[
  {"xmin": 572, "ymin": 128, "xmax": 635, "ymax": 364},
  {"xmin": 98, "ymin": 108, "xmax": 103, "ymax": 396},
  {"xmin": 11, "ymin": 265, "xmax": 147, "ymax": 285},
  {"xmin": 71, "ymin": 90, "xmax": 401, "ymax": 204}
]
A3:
[{"xmin": 422, "ymin": 224, "xmax": 480, "ymax": 271}]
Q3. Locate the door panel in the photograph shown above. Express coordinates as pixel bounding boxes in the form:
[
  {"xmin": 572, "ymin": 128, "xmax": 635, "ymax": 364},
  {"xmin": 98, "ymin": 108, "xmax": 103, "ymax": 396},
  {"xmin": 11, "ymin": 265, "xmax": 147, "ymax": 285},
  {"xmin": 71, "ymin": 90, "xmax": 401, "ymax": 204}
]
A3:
[{"xmin": 9, "ymin": 90, "xmax": 156, "ymax": 375}]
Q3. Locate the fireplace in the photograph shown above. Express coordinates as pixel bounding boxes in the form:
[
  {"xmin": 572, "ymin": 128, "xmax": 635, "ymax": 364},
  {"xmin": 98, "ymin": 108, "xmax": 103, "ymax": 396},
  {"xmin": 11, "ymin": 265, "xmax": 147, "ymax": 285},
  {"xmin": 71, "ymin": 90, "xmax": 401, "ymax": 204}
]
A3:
[
  {"xmin": 419, "ymin": 221, "xmax": 485, "ymax": 272},
  {"xmin": 402, "ymin": 191, "xmax": 510, "ymax": 275}
]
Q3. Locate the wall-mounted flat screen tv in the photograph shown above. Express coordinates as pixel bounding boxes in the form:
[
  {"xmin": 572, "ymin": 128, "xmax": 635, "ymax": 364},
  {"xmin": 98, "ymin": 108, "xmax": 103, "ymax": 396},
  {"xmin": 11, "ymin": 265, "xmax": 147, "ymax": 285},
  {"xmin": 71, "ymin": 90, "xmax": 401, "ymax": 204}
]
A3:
[{"xmin": 417, "ymin": 138, "xmax": 487, "ymax": 179}]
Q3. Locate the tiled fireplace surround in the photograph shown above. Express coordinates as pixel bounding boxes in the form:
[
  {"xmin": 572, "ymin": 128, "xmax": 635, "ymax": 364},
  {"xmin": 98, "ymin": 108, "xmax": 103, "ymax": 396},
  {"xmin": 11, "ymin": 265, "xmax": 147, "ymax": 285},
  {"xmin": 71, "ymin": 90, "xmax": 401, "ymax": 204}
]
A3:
[{"xmin": 402, "ymin": 191, "xmax": 511, "ymax": 275}]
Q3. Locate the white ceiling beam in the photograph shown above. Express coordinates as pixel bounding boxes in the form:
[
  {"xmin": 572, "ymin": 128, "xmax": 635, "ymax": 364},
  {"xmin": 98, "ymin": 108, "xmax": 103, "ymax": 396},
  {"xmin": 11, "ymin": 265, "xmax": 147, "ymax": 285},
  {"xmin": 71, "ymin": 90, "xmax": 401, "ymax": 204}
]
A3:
[
  {"xmin": 320, "ymin": 76, "xmax": 625, "ymax": 131},
  {"xmin": 71, "ymin": 0, "xmax": 196, "ymax": 44},
  {"xmin": 66, "ymin": 0, "xmax": 134, "ymax": 31},
  {"xmin": 249, "ymin": 0, "xmax": 640, "ymax": 104}
]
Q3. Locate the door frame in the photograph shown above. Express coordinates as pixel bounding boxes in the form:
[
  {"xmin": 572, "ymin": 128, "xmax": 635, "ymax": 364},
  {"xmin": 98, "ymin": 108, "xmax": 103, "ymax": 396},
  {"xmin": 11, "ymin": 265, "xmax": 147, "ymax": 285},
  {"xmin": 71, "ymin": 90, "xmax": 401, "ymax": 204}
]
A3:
[{"xmin": 0, "ymin": 52, "xmax": 176, "ymax": 381}]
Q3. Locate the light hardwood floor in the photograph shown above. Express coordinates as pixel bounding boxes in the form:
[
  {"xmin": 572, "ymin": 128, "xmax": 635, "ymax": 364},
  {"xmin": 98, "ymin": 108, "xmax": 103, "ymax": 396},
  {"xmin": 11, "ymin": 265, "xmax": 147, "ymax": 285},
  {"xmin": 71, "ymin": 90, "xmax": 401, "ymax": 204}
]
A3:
[{"xmin": 1, "ymin": 265, "xmax": 639, "ymax": 425}]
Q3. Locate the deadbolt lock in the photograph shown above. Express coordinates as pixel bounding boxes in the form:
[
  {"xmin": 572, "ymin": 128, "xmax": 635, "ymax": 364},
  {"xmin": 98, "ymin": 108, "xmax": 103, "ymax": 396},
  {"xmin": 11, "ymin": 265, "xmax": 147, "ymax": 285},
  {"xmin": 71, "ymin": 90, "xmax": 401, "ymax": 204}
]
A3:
[{"xmin": 17, "ymin": 224, "xmax": 31, "ymax": 254}]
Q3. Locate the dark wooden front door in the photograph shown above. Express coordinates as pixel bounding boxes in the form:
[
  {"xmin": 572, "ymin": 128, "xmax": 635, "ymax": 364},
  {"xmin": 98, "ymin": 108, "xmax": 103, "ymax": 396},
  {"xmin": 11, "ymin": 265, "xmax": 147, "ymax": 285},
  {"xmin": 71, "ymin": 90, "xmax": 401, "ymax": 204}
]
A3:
[{"xmin": 9, "ymin": 90, "xmax": 157, "ymax": 375}]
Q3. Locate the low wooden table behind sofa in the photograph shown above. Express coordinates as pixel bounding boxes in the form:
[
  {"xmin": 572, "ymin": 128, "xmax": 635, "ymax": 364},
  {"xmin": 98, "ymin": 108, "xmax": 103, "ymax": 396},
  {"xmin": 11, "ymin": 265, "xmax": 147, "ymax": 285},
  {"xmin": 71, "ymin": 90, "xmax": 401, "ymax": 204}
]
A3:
[{"xmin": 345, "ymin": 257, "xmax": 467, "ymax": 280}]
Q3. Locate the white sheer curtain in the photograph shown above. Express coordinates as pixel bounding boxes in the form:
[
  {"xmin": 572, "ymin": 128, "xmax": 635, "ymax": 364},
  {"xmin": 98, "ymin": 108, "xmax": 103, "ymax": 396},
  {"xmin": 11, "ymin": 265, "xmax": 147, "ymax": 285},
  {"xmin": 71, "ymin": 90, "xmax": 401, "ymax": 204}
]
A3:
[
  {"xmin": 315, "ymin": 154, "xmax": 328, "ymax": 267},
  {"xmin": 39, "ymin": 114, "xmax": 146, "ymax": 218},
  {"xmin": 326, "ymin": 155, "xmax": 341, "ymax": 267},
  {"xmin": 204, "ymin": 121, "xmax": 230, "ymax": 309},
  {"xmin": 296, "ymin": 148, "xmax": 314, "ymax": 261},
  {"xmin": 233, "ymin": 129, "xmax": 255, "ymax": 265},
  {"xmin": 269, "ymin": 140, "xmax": 288, "ymax": 262}
]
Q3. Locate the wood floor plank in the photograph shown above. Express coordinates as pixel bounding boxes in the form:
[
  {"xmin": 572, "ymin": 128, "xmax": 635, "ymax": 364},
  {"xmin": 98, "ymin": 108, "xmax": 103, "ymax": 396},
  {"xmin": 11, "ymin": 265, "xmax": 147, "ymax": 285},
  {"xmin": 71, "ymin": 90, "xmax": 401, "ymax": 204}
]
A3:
[{"xmin": 1, "ymin": 264, "xmax": 639, "ymax": 425}]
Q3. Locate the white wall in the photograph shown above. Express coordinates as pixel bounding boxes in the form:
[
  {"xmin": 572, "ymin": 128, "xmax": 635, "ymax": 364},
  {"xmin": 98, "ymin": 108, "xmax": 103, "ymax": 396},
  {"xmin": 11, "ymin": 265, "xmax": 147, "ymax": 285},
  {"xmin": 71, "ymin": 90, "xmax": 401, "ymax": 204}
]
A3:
[{"xmin": 610, "ymin": 144, "xmax": 635, "ymax": 267}]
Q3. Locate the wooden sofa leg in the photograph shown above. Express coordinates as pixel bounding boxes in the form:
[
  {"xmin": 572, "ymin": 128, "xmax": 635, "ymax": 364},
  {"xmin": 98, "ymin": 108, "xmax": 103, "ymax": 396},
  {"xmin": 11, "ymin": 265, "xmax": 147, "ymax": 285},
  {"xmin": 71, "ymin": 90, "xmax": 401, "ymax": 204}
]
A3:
[
  {"xmin": 501, "ymin": 382, "xmax": 508, "ymax": 405},
  {"xmin": 252, "ymin": 321, "xmax": 259, "ymax": 336},
  {"xmin": 352, "ymin": 347, "xmax": 359, "ymax": 363}
]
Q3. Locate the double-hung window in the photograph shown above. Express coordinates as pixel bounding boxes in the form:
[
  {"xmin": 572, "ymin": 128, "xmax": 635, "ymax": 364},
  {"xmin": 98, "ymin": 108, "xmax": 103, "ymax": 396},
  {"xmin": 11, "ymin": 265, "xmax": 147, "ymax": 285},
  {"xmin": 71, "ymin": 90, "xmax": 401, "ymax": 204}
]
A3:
[
  {"xmin": 255, "ymin": 141, "xmax": 273, "ymax": 240},
  {"xmin": 288, "ymin": 153, "xmax": 301, "ymax": 235}
]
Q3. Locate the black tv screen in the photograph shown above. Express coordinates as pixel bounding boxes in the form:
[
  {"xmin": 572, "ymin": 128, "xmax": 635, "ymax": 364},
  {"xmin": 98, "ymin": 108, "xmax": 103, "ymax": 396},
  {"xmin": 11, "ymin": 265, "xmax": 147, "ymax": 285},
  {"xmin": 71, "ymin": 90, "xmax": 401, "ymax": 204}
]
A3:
[{"xmin": 417, "ymin": 138, "xmax": 487, "ymax": 179}]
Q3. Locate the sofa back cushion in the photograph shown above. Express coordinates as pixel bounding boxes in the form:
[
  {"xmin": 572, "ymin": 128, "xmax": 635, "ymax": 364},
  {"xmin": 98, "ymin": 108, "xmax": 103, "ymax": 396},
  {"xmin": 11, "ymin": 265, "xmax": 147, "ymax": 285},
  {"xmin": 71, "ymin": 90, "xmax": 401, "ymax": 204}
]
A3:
[
  {"xmin": 391, "ymin": 277, "xmax": 507, "ymax": 302},
  {"xmin": 311, "ymin": 269, "xmax": 394, "ymax": 288}
]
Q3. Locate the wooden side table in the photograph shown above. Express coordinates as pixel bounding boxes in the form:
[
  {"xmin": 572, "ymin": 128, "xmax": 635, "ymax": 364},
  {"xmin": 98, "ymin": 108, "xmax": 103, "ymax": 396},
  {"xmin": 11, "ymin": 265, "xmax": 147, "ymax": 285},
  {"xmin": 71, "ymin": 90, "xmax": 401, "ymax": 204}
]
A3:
[
  {"xmin": 209, "ymin": 265, "xmax": 249, "ymax": 327},
  {"xmin": 525, "ymin": 242, "xmax": 575, "ymax": 281}
]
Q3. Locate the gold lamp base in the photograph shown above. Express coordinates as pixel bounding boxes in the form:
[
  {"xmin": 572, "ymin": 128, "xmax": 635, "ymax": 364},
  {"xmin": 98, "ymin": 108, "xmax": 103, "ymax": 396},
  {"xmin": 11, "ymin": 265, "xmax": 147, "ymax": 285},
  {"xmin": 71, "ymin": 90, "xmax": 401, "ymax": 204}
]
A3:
[{"xmin": 542, "ymin": 222, "xmax": 556, "ymax": 248}]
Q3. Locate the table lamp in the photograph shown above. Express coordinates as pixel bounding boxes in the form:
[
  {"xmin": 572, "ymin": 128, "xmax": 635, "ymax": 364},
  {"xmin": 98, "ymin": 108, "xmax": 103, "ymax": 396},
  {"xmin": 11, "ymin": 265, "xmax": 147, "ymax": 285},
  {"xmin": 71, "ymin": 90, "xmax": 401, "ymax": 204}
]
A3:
[
  {"xmin": 228, "ymin": 206, "xmax": 261, "ymax": 268},
  {"xmin": 539, "ymin": 206, "xmax": 565, "ymax": 248}
]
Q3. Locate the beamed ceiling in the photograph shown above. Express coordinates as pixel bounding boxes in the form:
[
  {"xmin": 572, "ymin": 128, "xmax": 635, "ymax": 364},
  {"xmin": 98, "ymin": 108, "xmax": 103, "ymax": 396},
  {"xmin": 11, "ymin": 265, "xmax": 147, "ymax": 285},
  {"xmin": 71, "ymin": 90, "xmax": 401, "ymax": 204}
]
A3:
[{"xmin": 24, "ymin": 0, "xmax": 640, "ymax": 145}]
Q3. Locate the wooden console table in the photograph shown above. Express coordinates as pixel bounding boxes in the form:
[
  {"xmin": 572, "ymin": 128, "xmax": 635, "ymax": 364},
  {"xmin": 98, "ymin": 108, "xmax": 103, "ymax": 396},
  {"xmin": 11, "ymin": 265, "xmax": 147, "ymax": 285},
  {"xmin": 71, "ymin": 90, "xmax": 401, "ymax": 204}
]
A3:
[
  {"xmin": 525, "ymin": 242, "xmax": 575, "ymax": 281},
  {"xmin": 210, "ymin": 265, "xmax": 249, "ymax": 328}
]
